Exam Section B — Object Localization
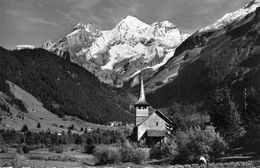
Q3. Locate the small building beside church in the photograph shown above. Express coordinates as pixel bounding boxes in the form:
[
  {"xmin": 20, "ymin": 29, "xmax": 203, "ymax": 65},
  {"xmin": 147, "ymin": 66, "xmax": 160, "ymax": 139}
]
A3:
[{"xmin": 132, "ymin": 76, "xmax": 172, "ymax": 147}]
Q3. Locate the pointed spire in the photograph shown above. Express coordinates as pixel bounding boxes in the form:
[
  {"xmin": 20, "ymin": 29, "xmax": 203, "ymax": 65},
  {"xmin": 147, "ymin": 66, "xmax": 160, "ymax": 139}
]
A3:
[{"xmin": 135, "ymin": 73, "xmax": 149, "ymax": 107}]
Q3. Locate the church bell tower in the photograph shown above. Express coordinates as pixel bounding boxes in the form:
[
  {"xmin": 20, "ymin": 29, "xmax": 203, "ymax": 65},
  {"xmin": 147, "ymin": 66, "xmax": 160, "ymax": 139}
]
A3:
[{"xmin": 135, "ymin": 75, "xmax": 149, "ymax": 126}]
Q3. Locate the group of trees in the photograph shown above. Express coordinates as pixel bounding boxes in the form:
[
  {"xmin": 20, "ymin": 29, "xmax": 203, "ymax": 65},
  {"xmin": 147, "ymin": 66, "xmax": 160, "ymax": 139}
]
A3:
[
  {"xmin": 0, "ymin": 127, "xmax": 129, "ymax": 146},
  {"xmin": 164, "ymin": 85, "xmax": 260, "ymax": 163},
  {"xmin": 205, "ymin": 87, "xmax": 246, "ymax": 144}
]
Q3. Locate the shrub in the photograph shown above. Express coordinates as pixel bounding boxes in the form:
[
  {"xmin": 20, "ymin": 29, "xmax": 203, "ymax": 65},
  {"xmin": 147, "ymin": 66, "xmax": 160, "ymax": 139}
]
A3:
[
  {"xmin": 0, "ymin": 146, "xmax": 8, "ymax": 153},
  {"xmin": 71, "ymin": 145, "xmax": 81, "ymax": 151},
  {"xmin": 93, "ymin": 145, "xmax": 121, "ymax": 164},
  {"xmin": 49, "ymin": 145, "xmax": 64, "ymax": 153},
  {"xmin": 84, "ymin": 144, "xmax": 96, "ymax": 154},
  {"xmin": 21, "ymin": 145, "xmax": 31, "ymax": 153},
  {"xmin": 16, "ymin": 146, "xmax": 23, "ymax": 153},
  {"xmin": 75, "ymin": 136, "xmax": 83, "ymax": 145},
  {"xmin": 16, "ymin": 145, "xmax": 33, "ymax": 153},
  {"xmin": 132, "ymin": 148, "xmax": 149, "ymax": 164},
  {"xmin": 150, "ymin": 139, "xmax": 178, "ymax": 160},
  {"xmin": 120, "ymin": 141, "xmax": 149, "ymax": 164},
  {"xmin": 120, "ymin": 142, "xmax": 135, "ymax": 162},
  {"xmin": 174, "ymin": 126, "xmax": 227, "ymax": 163},
  {"xmin": 11, "ymin": 155, "xmax": 29, "ymax": 168},
  {"xmin": 47, "ymin": 155, "xmax": 77, "ymax": 162}
]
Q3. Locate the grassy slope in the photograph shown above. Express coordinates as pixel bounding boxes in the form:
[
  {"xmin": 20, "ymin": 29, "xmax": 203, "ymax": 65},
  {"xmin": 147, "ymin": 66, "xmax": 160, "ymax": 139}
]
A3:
[{"xmin": 0, "ymin": 81, "xmax": 118, "ymax": 132}]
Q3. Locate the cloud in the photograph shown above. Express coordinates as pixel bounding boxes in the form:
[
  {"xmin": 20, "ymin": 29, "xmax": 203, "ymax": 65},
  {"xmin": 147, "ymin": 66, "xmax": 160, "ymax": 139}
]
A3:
[{"xmin": 6, "ymin": 10, "xmax": 58, "ymax": 28}]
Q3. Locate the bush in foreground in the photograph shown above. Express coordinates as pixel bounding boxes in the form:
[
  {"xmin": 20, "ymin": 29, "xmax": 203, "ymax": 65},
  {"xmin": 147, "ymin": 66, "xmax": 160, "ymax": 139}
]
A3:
[
  {"xmin": 93, "ymin": 145, "xmax": 121, "ymax": 164},
  {"xmin": 93, "ymin": 142, "xmax": 149, "ymax": 165},
  {"xmin": 174, "ymin": 126, "xmax": 227, "ymax": 163},
  {"xmin": 120, "ymin": 141, "xmax": 149, "ymax": 164},
  {"xmin": 120, "ymin": 142, "xmax": 135, "ymax": 162},
  {"xmin": 150, "ymin": 139, "xmax": 178, "ymax": 160},
  {"xmin": 132, "ymin": 148, "xmax": 149, "ymax": 164}
]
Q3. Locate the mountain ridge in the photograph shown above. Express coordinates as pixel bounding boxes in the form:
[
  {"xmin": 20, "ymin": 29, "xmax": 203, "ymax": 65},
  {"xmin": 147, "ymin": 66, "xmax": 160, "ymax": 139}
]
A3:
[
  {"xmin": 42, "ymin": 16, "xmax": 189, "ymax": 87},
  {"xmin": 146, "ymin": 1, "xmax": 260, "ymax": 110}
]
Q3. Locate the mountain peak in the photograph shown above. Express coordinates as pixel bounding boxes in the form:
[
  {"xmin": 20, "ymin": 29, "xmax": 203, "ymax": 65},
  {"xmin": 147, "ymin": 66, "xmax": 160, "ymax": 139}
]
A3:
[
  {"xmin": 74, "ymin": 22, "xmax": 93, "ymax": 30},
  {"xmin": 152, "ymin": 20, "xmax": 176, "ymax": 28},
  {"xmin": 117, "ymin": 15, "xmax": 149, "ymax": 30},
  {"xmin": 160, "ymin": 20, "xmax": 175, "ymax": 26},
  {"xmin": 75, "ymin": 22, "xmax": 85, "ymax": 28},
  {"xmin": 123, "ymin": 15, "xmax": 142, "ymax": 23},
  {"xmin": 68, "ymin": 22, "xmax": 101, "ymax": 37}
]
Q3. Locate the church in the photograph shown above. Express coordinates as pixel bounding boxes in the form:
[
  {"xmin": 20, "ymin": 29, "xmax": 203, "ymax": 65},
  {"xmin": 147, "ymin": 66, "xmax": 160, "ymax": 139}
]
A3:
[{"xmin": 132, "ymin": 76, "xmax": 172, "ymax": 147}]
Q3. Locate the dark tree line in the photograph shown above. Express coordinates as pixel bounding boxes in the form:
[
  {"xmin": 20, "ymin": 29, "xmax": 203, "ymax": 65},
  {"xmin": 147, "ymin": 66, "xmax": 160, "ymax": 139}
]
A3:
[{"xmin": 0, "ymin": 128, "xmax": 128, "ymax": 146}]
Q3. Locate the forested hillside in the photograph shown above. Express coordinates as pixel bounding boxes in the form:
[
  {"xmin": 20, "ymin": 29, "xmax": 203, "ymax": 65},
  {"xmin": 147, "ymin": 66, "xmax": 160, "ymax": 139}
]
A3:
[
  {"xmin": 147, "ymin": 7, "xmax": 260, "ymax": 109},
  {"xmin": 0, "ymin": 47, "xmax": 134, "ymax": 124}
]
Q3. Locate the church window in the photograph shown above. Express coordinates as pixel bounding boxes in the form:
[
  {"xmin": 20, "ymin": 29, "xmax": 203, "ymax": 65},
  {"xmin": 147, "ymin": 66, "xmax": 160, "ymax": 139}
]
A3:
[{"xmin": 156, "ymin": 122, "xmax": 159, "ymax": 126}]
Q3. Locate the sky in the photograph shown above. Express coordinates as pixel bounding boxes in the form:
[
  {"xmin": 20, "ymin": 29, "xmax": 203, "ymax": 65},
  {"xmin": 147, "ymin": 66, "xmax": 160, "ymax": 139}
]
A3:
[{"xmin": 0, "ymin": 0, "xmax": 251, "ymax": 49}]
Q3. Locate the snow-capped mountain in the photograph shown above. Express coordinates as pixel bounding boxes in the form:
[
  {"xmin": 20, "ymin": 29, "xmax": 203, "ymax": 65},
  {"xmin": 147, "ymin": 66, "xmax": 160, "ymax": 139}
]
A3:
[
  {"xmin": 43, "ymin": 16, "xmax": 189, "ymax": 87},
  {"xmin": 15, "ymin": 45, "xmax": 35, "ymax": 50}
]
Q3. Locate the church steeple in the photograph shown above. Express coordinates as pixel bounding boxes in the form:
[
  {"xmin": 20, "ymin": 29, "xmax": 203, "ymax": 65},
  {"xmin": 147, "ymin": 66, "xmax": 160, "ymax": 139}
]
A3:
[
  {"xmin": 135, "ymin": 73, "xmax": 149, "ymax": 126},
  {"xmin": 135, "ymin": 74, "xmax": 149, "ymax": 107}
]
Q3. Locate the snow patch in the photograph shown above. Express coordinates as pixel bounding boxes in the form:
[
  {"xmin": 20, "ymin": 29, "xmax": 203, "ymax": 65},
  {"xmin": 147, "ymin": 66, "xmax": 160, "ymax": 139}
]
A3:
[
  {"xmin": 67, "ymin": 29, "xmax": 81, "ymax": 38},
  {"xmin": 15, "ymin": 45, "xmax": 35, "ymax": 50}
]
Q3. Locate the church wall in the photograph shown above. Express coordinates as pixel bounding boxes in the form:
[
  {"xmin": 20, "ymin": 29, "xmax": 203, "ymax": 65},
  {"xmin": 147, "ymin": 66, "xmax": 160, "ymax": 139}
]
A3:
[{"xmin": 137, "ymin": 112, "xmax": 167, "ymax": 140}]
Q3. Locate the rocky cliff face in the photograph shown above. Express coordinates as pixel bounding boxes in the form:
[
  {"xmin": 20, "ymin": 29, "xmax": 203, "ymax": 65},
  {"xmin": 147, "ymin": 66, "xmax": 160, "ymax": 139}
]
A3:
[
  {"xmin": 43, "ymin": 16, "xmax": 189, "ymax": 87},
  {"xmin": 146, "ymin": 0, "xmax": 260, "ymax": 108}
]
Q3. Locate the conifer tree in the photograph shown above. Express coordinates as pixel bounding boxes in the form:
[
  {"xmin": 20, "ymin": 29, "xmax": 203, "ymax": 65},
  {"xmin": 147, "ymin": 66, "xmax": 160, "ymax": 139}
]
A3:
[
  {"xmin": 207, "ymin": 87, "xmax": 245, "ymax": 144},
  {"xmin": 21, "ymin": 124, "xmax": 28, "ymax": 132},
  {"xmin": 37, "ymin": 122, "xmax": 41, "ymax": 128}
]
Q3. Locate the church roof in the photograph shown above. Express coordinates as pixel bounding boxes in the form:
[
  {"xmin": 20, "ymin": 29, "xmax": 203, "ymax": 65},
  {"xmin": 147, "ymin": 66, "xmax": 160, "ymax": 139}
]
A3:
[
  {"xmin": 136, "ymin": 109, "xmax": 172, "ymax": 127},
  {"xmin": 135, "ymin": 75, "xmax": 149, "ymax": 106},
  {"xmin": 154, "ymin": 110, "xmax": 172, "ymax": 125}
]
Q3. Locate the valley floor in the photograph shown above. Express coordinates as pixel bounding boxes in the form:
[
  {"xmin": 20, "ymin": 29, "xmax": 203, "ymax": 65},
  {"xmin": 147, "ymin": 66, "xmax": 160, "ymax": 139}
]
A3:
[{"xmin": 1, "ymin": 149, "xmax": 260, "ymax": 168}]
